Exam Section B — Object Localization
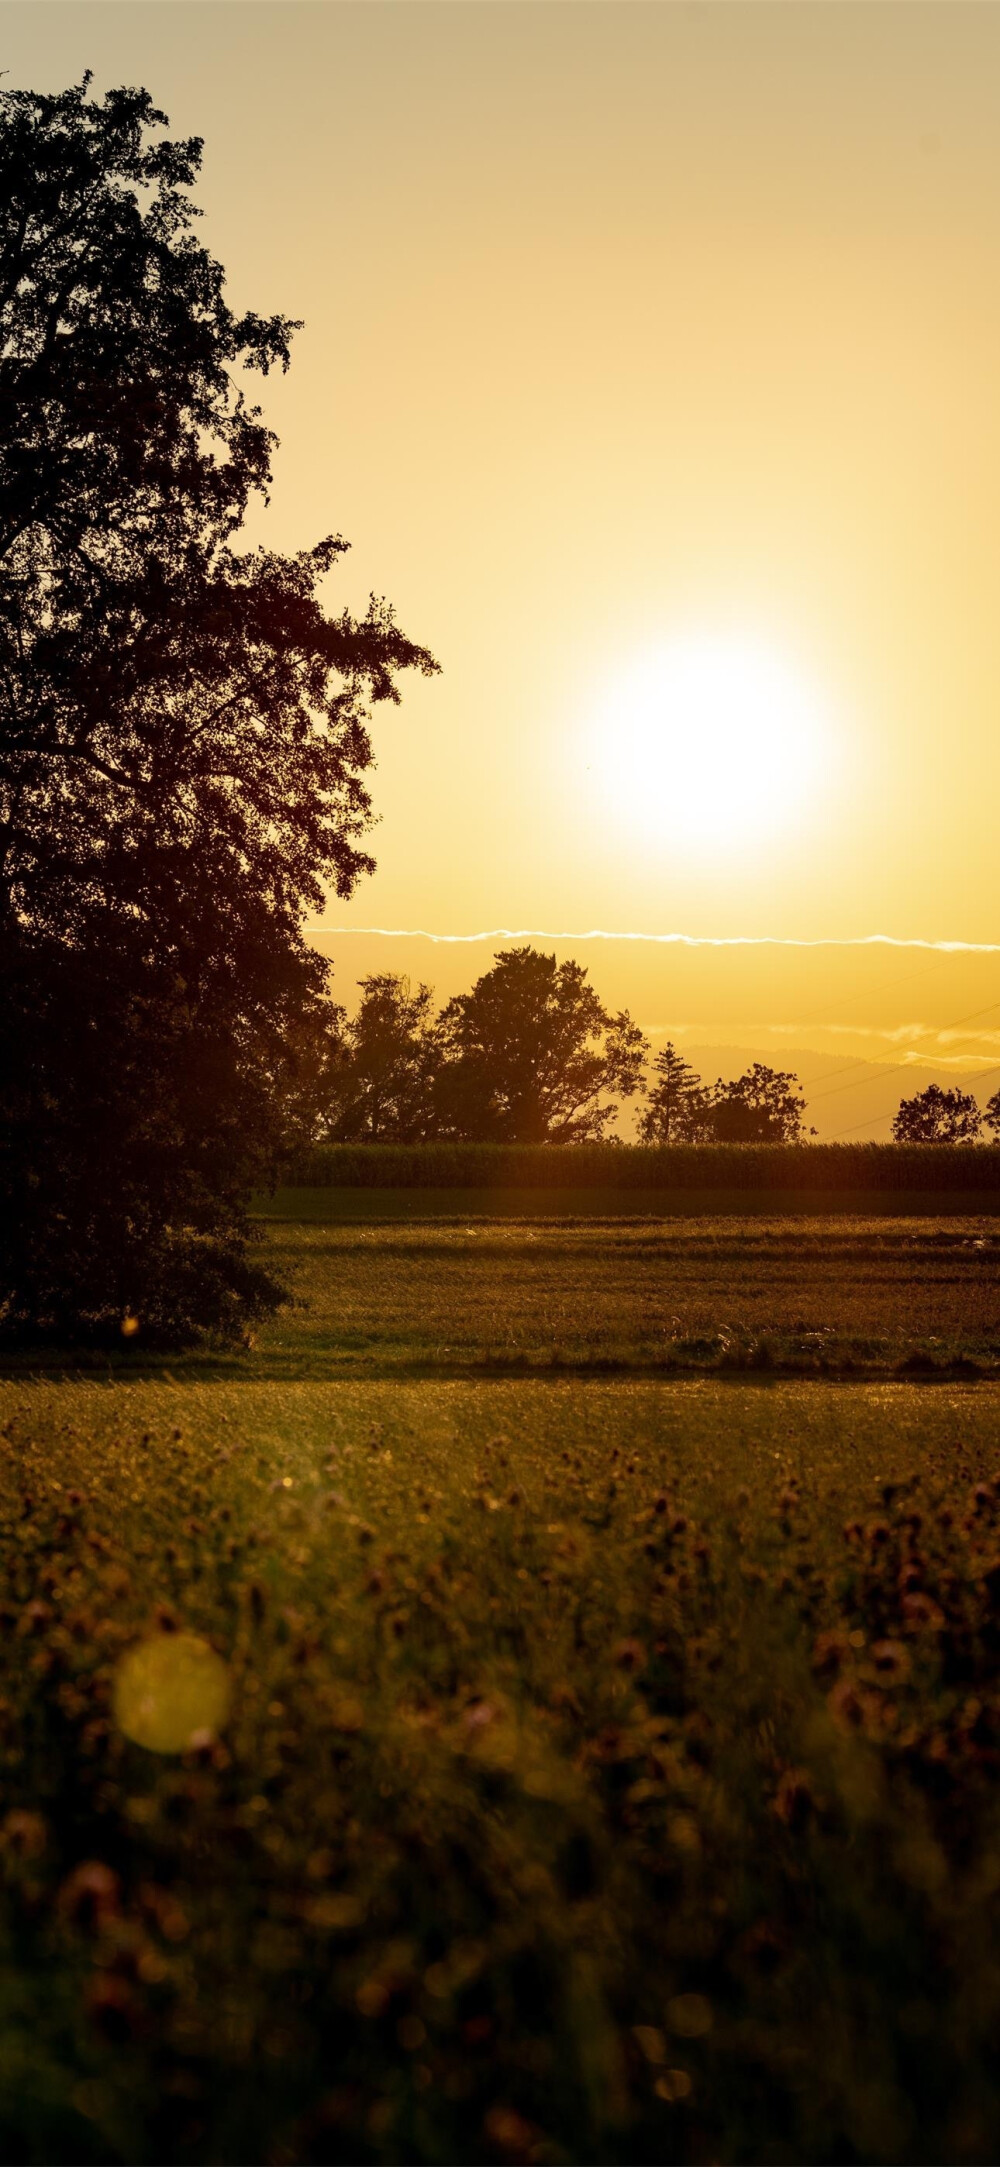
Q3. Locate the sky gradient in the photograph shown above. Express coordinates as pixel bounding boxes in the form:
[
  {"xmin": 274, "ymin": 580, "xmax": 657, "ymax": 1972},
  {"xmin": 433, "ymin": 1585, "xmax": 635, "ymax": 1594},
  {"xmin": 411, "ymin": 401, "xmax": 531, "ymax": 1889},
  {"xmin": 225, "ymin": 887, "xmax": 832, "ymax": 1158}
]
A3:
[{"xmin": 5, "ymin": 2, "xmax": 999, "ymax": 1127}]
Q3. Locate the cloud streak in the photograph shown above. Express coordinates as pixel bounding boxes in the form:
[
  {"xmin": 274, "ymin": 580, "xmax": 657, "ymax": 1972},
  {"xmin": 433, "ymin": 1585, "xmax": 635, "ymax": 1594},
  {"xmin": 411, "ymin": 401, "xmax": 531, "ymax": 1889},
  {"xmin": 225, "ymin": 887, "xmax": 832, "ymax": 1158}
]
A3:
[
  {"xmin": 308, "ymin": 926, "xmax": 1000, "ymax": 952},
  {"xmin": 644, "ymin": 1021, "xmax": 1000, "ymax": 1048}
]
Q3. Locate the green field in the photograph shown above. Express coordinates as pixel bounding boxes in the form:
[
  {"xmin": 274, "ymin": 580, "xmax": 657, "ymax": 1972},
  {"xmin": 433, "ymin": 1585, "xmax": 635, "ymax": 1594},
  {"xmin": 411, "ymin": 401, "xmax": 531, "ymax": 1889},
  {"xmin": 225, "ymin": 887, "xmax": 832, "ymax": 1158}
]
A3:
[
  {"xmin": 4, "ymin": 1219, "xmax": 1000, "ymax": 2162},
  {"xmin": 243, "ymin": 1216, "xmax": 1000, "ymax": 1381}
]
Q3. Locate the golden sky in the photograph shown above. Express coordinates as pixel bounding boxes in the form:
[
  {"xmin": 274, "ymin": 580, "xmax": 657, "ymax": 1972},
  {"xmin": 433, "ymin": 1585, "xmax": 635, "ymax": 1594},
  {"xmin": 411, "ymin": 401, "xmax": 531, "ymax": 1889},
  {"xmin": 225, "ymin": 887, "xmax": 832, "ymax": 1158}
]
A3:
[{"xmin": 6, "ymin": 2, "xmax": 1000, "ymax": 1122}]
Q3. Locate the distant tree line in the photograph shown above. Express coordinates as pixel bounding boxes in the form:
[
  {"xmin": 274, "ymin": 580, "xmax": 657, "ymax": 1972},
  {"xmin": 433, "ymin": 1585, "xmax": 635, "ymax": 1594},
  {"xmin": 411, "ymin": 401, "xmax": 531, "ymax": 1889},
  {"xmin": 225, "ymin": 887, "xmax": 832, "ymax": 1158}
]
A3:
[
  {"xmin": 310, "ymin": 960, "xmax": 1000, "ymax": 1150},
  {"xmin": 307, "ymin": 950, "xmax": 817, "ymax": 1145}
]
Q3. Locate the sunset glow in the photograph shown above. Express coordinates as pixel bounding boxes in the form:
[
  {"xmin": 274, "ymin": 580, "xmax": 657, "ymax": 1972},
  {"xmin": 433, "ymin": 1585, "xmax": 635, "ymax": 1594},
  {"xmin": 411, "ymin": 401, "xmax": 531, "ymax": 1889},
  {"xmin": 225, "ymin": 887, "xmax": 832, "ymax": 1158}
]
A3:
[
  {"xmin": 5, "ymin": 0, "xmax": 999, "ymax": 1116},
  {"xmin": 5, "ymin": 20, "xmax": 1000, "ymax": 2156},
  {"xmin": 586, "ymin": 633, "xmax": 834, "ymax": 859}
]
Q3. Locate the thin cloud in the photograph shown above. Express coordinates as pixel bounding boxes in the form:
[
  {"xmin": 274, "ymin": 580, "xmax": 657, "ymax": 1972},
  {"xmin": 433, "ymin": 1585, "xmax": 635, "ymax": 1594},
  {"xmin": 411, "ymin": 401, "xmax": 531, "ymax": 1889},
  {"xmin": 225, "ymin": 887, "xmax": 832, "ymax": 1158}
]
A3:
[
  {"xmin": 307, "ymin": 926, "xmax": 1000, "ymax": 953},
  {"xmin": 643, "ymin": 1022, "xmax": 1000, "ymax": 1049}
]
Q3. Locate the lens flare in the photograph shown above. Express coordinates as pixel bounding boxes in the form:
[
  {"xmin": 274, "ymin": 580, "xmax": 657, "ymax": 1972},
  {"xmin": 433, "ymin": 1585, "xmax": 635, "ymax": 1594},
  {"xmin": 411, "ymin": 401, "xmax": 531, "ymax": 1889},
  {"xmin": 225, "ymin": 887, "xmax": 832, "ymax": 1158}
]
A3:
[{"xmin": 113, "ymin": 1632, "xmax": 231, "ymax": 1754}]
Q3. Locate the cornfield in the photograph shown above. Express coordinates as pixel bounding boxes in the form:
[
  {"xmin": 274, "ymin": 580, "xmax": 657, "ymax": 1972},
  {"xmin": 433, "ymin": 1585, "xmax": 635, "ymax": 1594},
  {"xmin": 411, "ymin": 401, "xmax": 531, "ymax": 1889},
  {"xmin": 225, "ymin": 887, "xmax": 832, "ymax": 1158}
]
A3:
[{"xmin": 282, "ymin": 1141, "xmax": 1000, "ymax": 1194}]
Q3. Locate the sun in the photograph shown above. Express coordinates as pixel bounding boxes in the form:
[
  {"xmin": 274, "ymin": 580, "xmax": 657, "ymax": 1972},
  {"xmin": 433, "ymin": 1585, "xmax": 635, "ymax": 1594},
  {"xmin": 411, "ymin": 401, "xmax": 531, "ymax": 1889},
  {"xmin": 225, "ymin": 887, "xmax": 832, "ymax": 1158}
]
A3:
[{"xmin": 585, "ymin": 630, "xmax": 834, "ymax": 859}]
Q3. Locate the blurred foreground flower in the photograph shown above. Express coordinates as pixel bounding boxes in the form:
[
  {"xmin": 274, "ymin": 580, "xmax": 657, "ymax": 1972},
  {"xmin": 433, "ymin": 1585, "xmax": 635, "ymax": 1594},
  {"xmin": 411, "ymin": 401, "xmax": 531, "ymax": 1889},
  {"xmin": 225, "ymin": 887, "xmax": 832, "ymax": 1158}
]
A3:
[{"xmin": 112, "ymin": 1632, "xmax": 231, "ymax": 1753}]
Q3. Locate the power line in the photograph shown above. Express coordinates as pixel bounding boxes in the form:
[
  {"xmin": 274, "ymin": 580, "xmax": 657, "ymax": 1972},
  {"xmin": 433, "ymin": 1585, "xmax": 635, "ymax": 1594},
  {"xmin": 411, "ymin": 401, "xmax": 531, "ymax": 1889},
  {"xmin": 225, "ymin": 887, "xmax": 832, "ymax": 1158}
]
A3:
[
  {"xmin": 787, "ymin": 948, "xmax": 960, "ymax": 1089},
  {"xmin": 825, "ymin": 1035, "xmax": 1000, "ymax": 1138},
  {"xmin": 716, "ymin": 948, "xmax": 973, "ymax": 1098},
  {"xmin": 804, "ymin": 996, "xmax": 1000, "ymax": 1115}
]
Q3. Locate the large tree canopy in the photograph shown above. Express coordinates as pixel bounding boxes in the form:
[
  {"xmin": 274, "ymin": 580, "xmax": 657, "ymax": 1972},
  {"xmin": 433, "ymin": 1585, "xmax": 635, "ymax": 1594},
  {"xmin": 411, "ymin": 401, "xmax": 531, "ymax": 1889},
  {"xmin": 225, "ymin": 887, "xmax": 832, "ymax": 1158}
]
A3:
[
  {"xmin": 0, "ymin": 78, "xmax": 437, "ymax": 1342},
  {"xmin": 0, "ymin": 78, "xmax": 290, "ymax": 563},
  {"xmin": 321, "ymin": 974, "xmax": 441, "ymax": 1144},
  {"xmin": 433, "ymin": 947, "xmax": 647, "ymax": 1143},
  {"xmin": 698, "ymin": 1062, "xmax": 813, "ymax": 1144},
  {"xmin": 0, "ymin": 77, "xmax": 436, "ymax": 943},
  {"xmin": 891, "ymin": 1084, "xmax": 981, "ymax": 1144}
]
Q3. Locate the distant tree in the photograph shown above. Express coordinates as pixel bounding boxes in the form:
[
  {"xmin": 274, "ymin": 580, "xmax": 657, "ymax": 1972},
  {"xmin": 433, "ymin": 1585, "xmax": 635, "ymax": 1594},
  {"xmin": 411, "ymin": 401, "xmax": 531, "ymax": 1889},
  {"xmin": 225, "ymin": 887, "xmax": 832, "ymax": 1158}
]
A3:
[
  {"xmin": 984, "ymin": 1088, "xmax": 1000, "ymax": 1140},
  {"xmin": 639, "ymin": 1042, "xmax": 709, "ymax": 1144},
  {"xmin": 323, "ymin": 975, "xmax": 441, "ymax": 1142},
  {"xmin": 696, "ymin": 1063, "xmax": 813, "ymax": 1144},
  {"xmin": 0, "ymin": 79, "xmax": 437, "ymax": 1343},
  {"xmin": 891, "ymin": 1084, "xmax": 982, "ymax": 1143},
  {"xmin": 434, "ymin": 947, "xmax": 648, "ymax": 1143}
]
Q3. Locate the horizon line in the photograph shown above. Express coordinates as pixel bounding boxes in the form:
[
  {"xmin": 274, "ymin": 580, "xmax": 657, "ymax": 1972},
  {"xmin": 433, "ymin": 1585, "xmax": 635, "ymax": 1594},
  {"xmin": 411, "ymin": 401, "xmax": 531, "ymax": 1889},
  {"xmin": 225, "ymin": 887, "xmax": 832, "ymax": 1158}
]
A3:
[{"xmin": 306, "ymin": 926, "xmax": 1000, "ymax": 953}]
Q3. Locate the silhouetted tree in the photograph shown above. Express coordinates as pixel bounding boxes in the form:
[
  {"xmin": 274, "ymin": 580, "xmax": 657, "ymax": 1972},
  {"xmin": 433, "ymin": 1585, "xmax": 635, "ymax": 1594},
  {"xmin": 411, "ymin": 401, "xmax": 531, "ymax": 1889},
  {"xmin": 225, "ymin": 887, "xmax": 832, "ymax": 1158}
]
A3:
[
  {"xmin": 891, "ymin": 1084, "xmax": 981, "ymax": 1143},
  {"xmin": 0, "ymin": 79, "xmax": 437, "ymax": 1342},
  {"xmin": 639, "ymin": 1042, "xmax": 708, "ymax": 1144},
  {"xmin": 695, "ymin": 1063, "xmax": 812, "ymax": 1143},
  {"xmin": 322, "ymin": 975, "xmax": 441, "ymax": 1142},
  {"xmin": 434, "ymin": 947, "xmax": 647, "ymax": 1142},
  {"xmin": 984, "ymin": 1088, "xmax": 1000, "ymax": 1140}
]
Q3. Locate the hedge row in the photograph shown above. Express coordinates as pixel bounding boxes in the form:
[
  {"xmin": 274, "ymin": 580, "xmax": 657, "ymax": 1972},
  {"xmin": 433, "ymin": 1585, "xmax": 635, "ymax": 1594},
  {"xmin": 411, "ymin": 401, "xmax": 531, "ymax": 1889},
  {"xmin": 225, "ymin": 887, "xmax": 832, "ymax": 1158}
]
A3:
[{"xmin": 280, "ymin": 1142, "xmax": 1000, "ymax": 1192}]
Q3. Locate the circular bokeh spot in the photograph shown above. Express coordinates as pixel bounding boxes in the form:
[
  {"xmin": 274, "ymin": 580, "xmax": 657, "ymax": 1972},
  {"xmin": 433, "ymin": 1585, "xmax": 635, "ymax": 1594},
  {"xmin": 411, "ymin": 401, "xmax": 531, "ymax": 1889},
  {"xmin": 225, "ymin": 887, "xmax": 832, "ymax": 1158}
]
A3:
[{"xmin": 112, "ymin": 1632, "xmax": 231, "ymax": 1754}]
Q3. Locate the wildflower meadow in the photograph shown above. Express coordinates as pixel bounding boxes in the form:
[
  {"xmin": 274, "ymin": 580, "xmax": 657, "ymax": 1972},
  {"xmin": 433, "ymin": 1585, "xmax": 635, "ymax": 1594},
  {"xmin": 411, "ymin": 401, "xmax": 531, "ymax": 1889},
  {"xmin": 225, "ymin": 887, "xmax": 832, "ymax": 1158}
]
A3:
[{"xmin": 2, "ymin": 1347, "xmax": 1000, "ymax": 2162}]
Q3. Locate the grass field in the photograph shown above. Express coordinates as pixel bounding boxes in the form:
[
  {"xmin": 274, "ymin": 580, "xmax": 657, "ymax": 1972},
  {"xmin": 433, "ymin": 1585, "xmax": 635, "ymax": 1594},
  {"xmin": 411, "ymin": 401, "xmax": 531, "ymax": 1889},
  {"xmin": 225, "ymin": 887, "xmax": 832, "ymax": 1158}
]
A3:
[
  {"xmin": 3, "ymin": 1219, "xmax": 1000, "ymax": 2162},
  {"xmin": 242, "ymin": 1216, "xmax": 1000, "ymax": 1381}
]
